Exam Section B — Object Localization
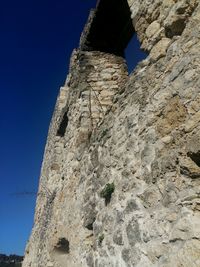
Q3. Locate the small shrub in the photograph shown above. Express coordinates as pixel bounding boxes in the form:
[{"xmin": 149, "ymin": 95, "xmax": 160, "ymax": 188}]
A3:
[
  {"xmin": 100, "ymin": 182, "xmax": 115, "ymax": 205},
  {"xmin": 98, "ymin": 234, "xmax": 104, "ymax": 246},
  {"xmin": 101, "ymin": 128, "xmax": 108, "ymax": 138}
]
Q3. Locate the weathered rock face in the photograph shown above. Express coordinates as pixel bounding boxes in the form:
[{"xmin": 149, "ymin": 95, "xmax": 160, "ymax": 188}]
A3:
[{"xmin": 23, "ymin": 0, "xmax": 200, "ymax": 266}]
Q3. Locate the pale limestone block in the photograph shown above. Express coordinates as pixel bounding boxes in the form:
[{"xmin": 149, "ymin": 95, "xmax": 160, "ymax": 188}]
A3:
[
  {"xmin": 100, "ymin": 90, "xmax": 115, "ymax": 97},
  {"xmin": 146, "ymin": 21, "xmax": 161, "ymax": 38},
  {"xmin": 184, "ymin": 111, "xmax": 200, "ymax": 132},
  {"xmin": 150, "ymin": 38, "xmax": 171, "ymax": 61}
]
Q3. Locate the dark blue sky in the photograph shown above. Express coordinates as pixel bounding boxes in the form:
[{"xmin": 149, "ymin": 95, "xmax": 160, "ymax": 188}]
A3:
[{"xmin": 0, "ymin": 0, "xmax": 146, "ymax": 256}]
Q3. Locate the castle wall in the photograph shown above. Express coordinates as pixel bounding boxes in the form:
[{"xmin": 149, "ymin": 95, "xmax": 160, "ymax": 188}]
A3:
[
  {"xmin": 23, "ymin": 0, "xmax": 200, "ymax": 266},
  {"xmin": 78, "ymin": 51, "xmax": 128, "ymax": 128}
]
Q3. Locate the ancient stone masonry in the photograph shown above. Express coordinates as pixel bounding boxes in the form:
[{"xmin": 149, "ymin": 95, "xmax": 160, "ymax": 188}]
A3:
[
  {"xmin": 76, "ymin": 51, "xmax": 128, "ymax": 128},
  {"xmin": 23, "ymin": 0, "xmax": 200, "ymax": 266}
]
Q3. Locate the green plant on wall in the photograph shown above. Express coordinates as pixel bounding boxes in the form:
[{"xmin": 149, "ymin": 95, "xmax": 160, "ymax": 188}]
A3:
[
  {"xmin": 98, "ymin": 233, "xmax": 104, "ymax": 246},
  {"xmin": 100, "ymin": 182, "xmax": 115, "ymax": 205}
]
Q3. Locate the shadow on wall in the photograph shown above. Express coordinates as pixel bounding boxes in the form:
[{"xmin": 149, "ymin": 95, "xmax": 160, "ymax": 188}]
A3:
[
  {"xmin": 0, "ymin": 263, "xmax": 22, "ymax": 267},
  {"xmin": 125, "ymin": 34, "xmax": 147, "ymax": 74}
]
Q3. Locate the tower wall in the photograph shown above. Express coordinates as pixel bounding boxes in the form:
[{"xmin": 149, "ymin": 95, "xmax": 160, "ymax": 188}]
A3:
[{"xmin": 23, "ymin": 0, "xmax": 200, "ymax": 266}]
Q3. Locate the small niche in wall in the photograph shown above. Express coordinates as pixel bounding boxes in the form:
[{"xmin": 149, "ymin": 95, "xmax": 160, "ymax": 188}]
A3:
[
  {"xmin": 187, "ymin": 151, "xmax": 200, "ymax": 167},
  {"xmin": 54, "ymin": 238, "xmax": 70, "ymax": 254},
  {"xmin": 57, "ymin": 111, "xmax": 68, "ymax": 137}
]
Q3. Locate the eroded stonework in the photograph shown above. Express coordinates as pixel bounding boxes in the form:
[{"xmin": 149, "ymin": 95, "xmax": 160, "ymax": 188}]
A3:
[{"xmin": 23, "ymin": 0, "xmax": 200, "ymax": 266}]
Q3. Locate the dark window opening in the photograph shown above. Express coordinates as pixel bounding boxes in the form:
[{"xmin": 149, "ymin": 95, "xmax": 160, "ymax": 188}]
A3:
[
  {"xmin": 85, "ymin": 216, "xmax": 96, "ymax": 231},
  {"xmin": 165, "ymin": 18, "xmax": 186, "ymax": 38},
  {"xmin": 57, "ymin": 111, "xmax": 68, "ymax": 137},
  {"xmin": 81, "ymin": 0, "xmax": 148, "ymax": 73},
  {"xmin": 82, "ymin": 0, "xmax": 135, "ymax": 57},
  {"xmin": 125, "ymin": 34, "xmax": 147, "ymax": 74},
  {"xmin": 86, "ymin": 222, "xmax": 94, "ymax": 231},
  {"xmin": 54, "ymin": 238, "xmax": 70, "ymax": 254},
  {"xmin": 187, "ymin": 151, "xmax": 200, "ymax": 167}
]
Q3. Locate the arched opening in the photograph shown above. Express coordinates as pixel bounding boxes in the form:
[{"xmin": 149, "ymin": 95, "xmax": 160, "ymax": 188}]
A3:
[
  {"xmin": 81, "ymin": 0, "xmax": 135, "ymax": 57},
  {"xmin": 80, "ymin": 0, "xmax": 147, "ymax": 72},
  {"xmin": 78, "ymin": 0, "xmax": 148, "ymax": 128}
]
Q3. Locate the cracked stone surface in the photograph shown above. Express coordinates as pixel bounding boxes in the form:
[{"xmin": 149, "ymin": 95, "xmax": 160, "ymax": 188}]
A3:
[{"xmin": 23, "ymin": 0, "xmax": 200, "ymax": 266}]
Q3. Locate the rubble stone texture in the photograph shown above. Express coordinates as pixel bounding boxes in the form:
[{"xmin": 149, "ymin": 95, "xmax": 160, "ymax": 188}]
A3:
[{"xmin": 23, "ymin": 0, "xmax": 200, "ymax": 266}]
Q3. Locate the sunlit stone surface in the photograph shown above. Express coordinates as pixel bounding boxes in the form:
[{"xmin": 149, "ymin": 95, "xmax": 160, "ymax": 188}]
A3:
[{"xmin": 23, "ymin": 0, "xmax": 200, "ymax": 266}]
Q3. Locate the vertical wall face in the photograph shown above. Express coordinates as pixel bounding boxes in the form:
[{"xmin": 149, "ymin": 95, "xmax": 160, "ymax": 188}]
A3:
[
  {"xmin": 23, "ymin": 0, "xmax": 200, "ymax": 267},
  {"xmin": 22, "ymin": 41, "xmax": 129, "ymax": 267},
  {"xmin": 78, "ymin": 51, "xmax": 128, "ymax": 128},
  {"xmin": 127, "ymin": 0, "xmax": 198, "ymax": 53}
]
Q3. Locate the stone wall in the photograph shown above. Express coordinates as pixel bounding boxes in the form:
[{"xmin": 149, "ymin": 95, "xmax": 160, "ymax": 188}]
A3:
[
  {"xmin": 23, "ymin": 0, "xmax": 200, "ymax": 266},
  {"xmin": 78, "ymin": 51, "xmax": 128, "ymax": 128},
  {"xmin": 128, "ymin": 0, "xmax": 198, "ymax": 52}
]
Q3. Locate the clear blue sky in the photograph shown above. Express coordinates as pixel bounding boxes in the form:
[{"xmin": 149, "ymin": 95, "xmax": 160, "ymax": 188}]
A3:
[{"xmin": 0, "ymin": 0, "xmax": 146, "ymax": 256}]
